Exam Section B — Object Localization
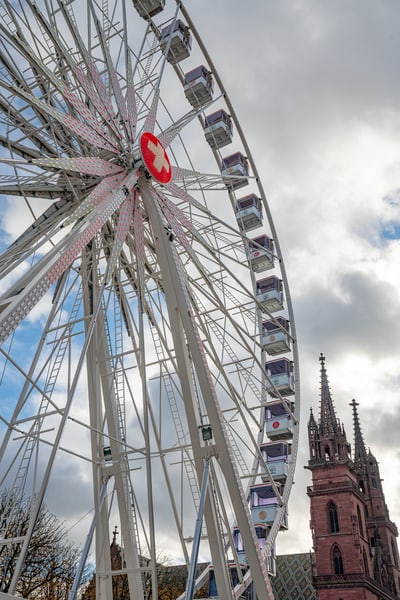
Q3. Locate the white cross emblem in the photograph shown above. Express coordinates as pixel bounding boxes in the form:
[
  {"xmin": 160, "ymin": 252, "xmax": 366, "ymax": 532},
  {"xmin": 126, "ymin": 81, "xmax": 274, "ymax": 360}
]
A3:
[{"xmin": 147, "ymin": 139, "xmax": 170, "ymax": 174}]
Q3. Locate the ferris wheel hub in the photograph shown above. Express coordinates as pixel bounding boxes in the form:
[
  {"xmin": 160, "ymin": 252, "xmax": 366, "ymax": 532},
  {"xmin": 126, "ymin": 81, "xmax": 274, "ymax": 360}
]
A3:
[{"xmin": 139, "ymin": 131, "xmax": 172, "ymax": 184}]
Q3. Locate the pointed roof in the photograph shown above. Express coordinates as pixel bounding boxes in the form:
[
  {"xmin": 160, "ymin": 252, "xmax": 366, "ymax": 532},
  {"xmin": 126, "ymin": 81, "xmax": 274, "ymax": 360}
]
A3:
[
  {"xmin": 308, "ymin": 407, "xmax": 318, "ymax": 439},
  {"xmin": 308, "ymin": 354, "xmax": 352, "ymax": 465},
  {"xmin": 111, "ymin": 525, "xmax": 119, "ymax": 547},
  {"xmin": 319, "ymin": 353, "xmax": 339, "ymax": 435},
  {"xmin": 350, "ymin": 398, "xmax": 368, "ymax": 470}
]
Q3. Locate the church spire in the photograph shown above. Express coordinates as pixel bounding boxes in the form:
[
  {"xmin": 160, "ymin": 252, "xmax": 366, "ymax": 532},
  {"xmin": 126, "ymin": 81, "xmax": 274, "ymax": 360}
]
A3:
[
  {"xmin": 319, "ymin": 353, "xmax": 339, "ymax": 435},
  {"xmin": 308, "ymin": 354, "xmax": 351, "ymax": 465},
  {"xmin": 112, "ymin": 525, "xmax": 119, "ymax": 546},
  {"xmin": 350, "ymin": 398, "xmax": 368, "ymax": 471}
]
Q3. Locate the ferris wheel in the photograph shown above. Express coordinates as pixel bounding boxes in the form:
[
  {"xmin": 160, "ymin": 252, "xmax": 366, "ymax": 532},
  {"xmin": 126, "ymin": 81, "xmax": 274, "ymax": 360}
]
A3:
[{"xmin": 0, "ymin": 1, "xmax": 300, "ymax": 599}]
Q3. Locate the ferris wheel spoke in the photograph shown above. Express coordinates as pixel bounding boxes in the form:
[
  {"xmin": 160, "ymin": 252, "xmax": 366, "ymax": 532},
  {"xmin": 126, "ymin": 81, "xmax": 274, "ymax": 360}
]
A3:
[
  {"xmin": 1, "ymin": 27, "xmax": 66, "ymax": 98},
  {"xmin": 87, "ymin": 56, "xmax": 123, "ymax": 137},
  {"xmin": 0, "ymin": 197, "xmax": 71, "ymax": 279},
  {"xmin": 58, "ymin": 3, "xmax": 122, "ymax": 140},
  {"xmin": 171, "ymin": 165, "xmax": 204, "ymax": 181},
  {"xmin": 163, "ymin": 179, "xmax": 210, "ymax": 213},
  {"xmin": 0, "ymin": 171, "xmax": 67, "ymax": 198},
  {"xmin": 0, "ymin": 79, "xmax": 79, "ymax": 158},
  {"xmin": 157, "ymin": 95, "xmax": 224, "ymax": 150},
  {"xmin": 93, "ymin": 17, "xmax": 131, "ymax": 141},
  {"xmin": 0, "ymin": 135, "xmax": 43, "ymax": 163},
  {"xmin": 142, "ymin": 88, "xmax": 160, "ymax": 135},
  {"xmin": 0, "ymin": 92, "xmax": 59, "ymax": 157},
  {"xmin": 5, "ymin": 81, "xmax": 117, "ymax": 154},
  {"xmin": 72, "ymin": 63, "xmax": 122, "ymax": 142},
  {"xmin": 132, "ymin": 194, "xmax": 147, "ymax": 309},
  {"xmin": 61, "ymin": 84, "xmax": 117, "ymax": 145},
  {"xmin": 137, "ymin": 5, "xmax": 181, "ymax": 141},
  {"xmin": 30, "ymin": 1, "xmax": 122, "ymax": 143},
  {"xmin": 32, "ymin": 156, "xmax": 123, "ymax": 177},
  {"xmin": 151, "ymin": 195, "xmax": 264, "ymax": 384},
  {"xmin": 154, "ymin": 190, "xmax": 192, "ymax": 252},
  {"xmin": 0, "ymin": 20, "xmax": 54, "ymax": 95},
  {"xmin": 169, "ymin": 167, "xmax": 254, "ymax": 192},
  {"xmin": 62, "ymin": 172, "xmax": 127, "ymax": 227},
  {"xmin": 126, "ymin": 53, "xmax": 138, "ymax": 142},
  {"xmin": 0, "ymin": 36, "xmax": 31, "ymax": 91},
  {"xmin": 0, "ymin": 171, "xmax": 138, "ymax": 346},
  {"xmin": 105, "ymin": 195, "xmax": 134, "ymax": 282}
]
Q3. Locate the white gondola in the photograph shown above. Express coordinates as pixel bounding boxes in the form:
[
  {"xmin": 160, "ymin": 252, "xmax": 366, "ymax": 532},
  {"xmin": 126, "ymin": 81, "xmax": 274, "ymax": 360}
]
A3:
[
  {"xmin": 160, "ymin": 19, "xmax": 191, "ymax": 64},
  {"xmin": 265, "ymin": 399, "xmax": 294, "ymax": 440},
  {"xmin": 236, "ymin": 194, "xmax": 263, "ymax": 232},
  {"xmin": 233, "ymin": 525, "xmax": 276, "ymax": 575},
  {"xmin": 204, "ymin": 109, "xmax": 233, "ymax": 149},
  {"xmin": 103, "ymin": 446, "xmax": 112, "ymax": 463},
  {"xmin": 260, "ymin": 441, "xmax": 291, "ymax": 483},
  {"xmin": 248, "ymin": 234, "xmax": 274, "ymax": 272},
  {"xmin": 265, "ymin": 358, "xmax": 294, "ymax": 397},
  {"xmin": 132, "ymin": 0, "xmax": 165, "ymax": 18},
  {"xmin": 208, "ymin": 562, "xmax": 252, "ymax": 599},
  {"xmin": 233, "ymin": 527, "xmax": 247, "ymax": 565},
  {"xmin": 256, "ymin": 276, "xmax": 283, "ymax": 313},
  {"xmin": 183, "ymin": 65, "xmax": 213, "ymax": 108},
  {"xmin": 221, "ymin": 152, "xmax": 249, "ymax": 190},
  {"xmin": 262, "ymin": 317, "xmax": 291, "ymax": 355},
  {"xmin": 249, "ymin": 483, "xmax": 288, "ymax": 530}
]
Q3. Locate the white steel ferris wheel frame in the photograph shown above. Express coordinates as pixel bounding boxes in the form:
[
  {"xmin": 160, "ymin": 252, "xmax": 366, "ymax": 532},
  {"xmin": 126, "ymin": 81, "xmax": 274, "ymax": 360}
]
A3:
[{"xmin": 0, "ymin": 1, "xmax": 300, "ymax": 599}]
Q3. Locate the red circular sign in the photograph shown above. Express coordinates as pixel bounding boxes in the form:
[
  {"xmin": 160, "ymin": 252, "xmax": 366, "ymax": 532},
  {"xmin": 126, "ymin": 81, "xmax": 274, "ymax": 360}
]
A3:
[
  {"xmin": 272, "ymin": 421, "xmax": 280, "ymax": 429},
  {"xmin": 140, "ymin": 132, "xmax": 172, "ymax": 184}
]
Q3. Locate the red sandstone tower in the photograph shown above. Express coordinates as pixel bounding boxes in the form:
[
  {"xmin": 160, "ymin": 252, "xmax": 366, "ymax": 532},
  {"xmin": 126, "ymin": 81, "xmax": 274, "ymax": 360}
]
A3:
[{"xmin": 307, "ymin": 354, "xmax": 400, "ymax": 599}]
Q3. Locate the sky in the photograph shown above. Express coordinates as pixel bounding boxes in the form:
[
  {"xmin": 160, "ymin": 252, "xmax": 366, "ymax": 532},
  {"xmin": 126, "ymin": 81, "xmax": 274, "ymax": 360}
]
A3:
[
  {"xmin": 185, "ymin": 0, "xmax": 400, "ymax": 555},
  {"xmin": 1, "ymin": 0, "xmax": 400, "ymax": 570}
]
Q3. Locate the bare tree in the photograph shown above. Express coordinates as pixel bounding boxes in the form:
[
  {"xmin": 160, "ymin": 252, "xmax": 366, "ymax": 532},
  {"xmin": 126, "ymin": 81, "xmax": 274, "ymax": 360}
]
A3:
[
  {"xmin": 81, "ymin": 542, "xmax": 208, "ymax": 600},
  {"xmin": 0, "ymin": 490, "xmax": 84, "ymax": 599}
]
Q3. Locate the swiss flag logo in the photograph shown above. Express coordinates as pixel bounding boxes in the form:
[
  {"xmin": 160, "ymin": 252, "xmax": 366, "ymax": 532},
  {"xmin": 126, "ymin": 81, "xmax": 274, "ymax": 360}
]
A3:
[{"xmin": 140, "ymin": 132, "xmax": 172, "ymax": 184}]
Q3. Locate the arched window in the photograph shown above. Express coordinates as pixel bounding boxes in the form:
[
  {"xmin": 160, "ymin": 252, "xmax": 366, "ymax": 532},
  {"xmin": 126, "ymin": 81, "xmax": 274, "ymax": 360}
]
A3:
[
  {"xmin": 391, "ymin": 536, "xmax": 399, "ymax": 568},
  {"xmin": 328, "ymin": 501, "xmax": 339, "ymax": 533},
  {"xmin": 332, "ymin": 544, "xmax": 344, "ymax": 575},
  {"xmin": 357, "ymin": 505, "xmax": 364, "ymax": 538},
  {"xmin": 381, "ymin": 565, "xmax": 388, "ymax": 588},
  {"xmin": 363, "ymin": 548, "xmax": 369, "ymax": 576}
]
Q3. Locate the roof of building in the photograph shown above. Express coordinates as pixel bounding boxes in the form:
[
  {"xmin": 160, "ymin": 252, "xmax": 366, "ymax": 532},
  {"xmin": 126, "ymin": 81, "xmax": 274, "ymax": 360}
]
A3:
[{"xmin": 271, "ymin": 552, "xmax": 316, "ymax": 600}]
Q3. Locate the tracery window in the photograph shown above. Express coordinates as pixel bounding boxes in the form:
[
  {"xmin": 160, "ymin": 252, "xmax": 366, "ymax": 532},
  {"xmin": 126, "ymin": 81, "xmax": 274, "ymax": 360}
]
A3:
[
  {"xmin": 357, "ymin": 505, "xmax": 364, "ymax": 538},
  {"xmin": 363, "ymin": 548, "xmax": 369, "ymax": 576},
  {"xmin": 328, "ymin": 500, "xmax": 339, "ymax": 533},
  {"xmin": 332, "ymin": 544, "xmax": 344, "ymax": 575},
  {"xmin": 391, "ymin": 536, "xmax": 399, "ymax": 568}
]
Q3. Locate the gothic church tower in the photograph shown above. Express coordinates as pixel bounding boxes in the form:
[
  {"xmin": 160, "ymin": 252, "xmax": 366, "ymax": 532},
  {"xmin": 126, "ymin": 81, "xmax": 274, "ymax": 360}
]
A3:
[{"xmin": 307, "ymin": 354, "xmax": 400, "ymax": 599}]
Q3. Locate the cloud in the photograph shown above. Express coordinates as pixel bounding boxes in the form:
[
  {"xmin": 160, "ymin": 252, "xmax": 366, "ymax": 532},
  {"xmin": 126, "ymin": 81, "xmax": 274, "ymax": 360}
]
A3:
[{"xmin": 296, "ymin": 269, "xmax": 400, "ymax": 357}]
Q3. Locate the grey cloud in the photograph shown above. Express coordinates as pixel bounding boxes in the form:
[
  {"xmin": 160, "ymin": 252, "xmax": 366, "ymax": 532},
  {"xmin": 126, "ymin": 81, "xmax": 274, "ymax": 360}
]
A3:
[
  {"xmin": 295, "ymin": 270, "xmax": 400, "ymax": 357},
  {"xmin": 190, "ymin": 1, "xmax": 400, "ymax": 170},
  {"xmin": 367, "ymin": 402, "xmax": 400, "ymax": 450}
]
